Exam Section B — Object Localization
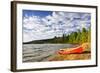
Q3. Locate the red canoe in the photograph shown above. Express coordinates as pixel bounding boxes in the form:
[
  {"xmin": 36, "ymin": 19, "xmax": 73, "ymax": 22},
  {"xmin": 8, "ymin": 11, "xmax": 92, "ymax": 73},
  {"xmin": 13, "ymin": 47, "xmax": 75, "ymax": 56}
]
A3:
[{"xmin": 58, "ymin": 46, "xmax": 83, "ymax": 55}]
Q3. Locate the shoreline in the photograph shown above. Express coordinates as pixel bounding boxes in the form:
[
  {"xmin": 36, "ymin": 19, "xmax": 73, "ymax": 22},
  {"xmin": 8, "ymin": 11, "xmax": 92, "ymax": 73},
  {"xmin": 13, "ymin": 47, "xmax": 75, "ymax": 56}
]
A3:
[{"xmin": 48, "ymin": 43, "xmax": 91, "ymax": 61}]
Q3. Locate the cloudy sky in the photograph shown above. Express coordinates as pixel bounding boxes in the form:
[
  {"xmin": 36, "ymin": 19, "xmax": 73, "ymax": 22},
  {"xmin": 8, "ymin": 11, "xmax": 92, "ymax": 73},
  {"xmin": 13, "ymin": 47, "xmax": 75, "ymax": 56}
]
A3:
[{"xmin": 22, "ymin": 10, "xmax": 91, "ymax": 42}]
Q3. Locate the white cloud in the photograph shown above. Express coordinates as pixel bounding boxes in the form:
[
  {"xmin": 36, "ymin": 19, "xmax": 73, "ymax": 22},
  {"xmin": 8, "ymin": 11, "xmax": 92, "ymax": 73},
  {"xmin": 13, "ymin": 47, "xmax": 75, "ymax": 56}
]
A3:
[{"xmin": 23, "ymin": 11, "xmax": 91, "ymax": 42}]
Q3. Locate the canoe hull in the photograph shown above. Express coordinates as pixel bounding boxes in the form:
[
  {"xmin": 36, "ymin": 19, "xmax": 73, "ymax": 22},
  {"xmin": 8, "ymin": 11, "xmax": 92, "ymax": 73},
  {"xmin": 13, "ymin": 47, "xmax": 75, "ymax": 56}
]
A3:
[{"xmin": 58, "ymin": 47, "xmax": 83, "ymax": 55}]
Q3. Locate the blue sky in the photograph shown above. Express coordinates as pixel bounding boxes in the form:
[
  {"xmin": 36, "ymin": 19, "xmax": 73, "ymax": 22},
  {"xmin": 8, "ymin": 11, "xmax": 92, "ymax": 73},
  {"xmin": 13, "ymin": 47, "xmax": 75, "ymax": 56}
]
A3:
[
  {"xmin": 23, "ymin": 10, "xmax": 52, "ymax": 18},
  {"xmin": 22, "ymin": 10, "xmax": 91, "ymax": 42}
]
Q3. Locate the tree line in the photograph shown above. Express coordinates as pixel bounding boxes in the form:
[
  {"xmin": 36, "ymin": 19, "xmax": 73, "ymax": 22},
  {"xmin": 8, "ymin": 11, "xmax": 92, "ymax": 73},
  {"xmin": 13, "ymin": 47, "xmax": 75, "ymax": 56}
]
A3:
[{"xmin": 53, "ymin": 28, "xmax": 91, "ymax": 44}]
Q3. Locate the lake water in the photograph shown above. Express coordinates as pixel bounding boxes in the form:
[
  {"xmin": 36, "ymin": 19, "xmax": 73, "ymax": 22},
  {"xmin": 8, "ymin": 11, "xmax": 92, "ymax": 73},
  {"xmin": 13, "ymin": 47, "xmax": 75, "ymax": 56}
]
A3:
[{"xmin": 23, "ymin": 44, "xmax": 78, "ymax": 62}]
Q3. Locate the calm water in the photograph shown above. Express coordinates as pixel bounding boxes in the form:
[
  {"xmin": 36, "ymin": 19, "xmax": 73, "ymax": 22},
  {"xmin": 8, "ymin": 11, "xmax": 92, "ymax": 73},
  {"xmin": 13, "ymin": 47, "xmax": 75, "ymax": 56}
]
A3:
[{"xmin": 23, "ymin": 44, "xmax": 78, "ymax": 62}]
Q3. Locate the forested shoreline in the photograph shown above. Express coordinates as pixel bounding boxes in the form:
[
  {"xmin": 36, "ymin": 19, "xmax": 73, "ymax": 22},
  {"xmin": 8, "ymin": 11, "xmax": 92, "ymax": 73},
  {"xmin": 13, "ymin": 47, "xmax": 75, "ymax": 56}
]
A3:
[{"xmin": 23, "ymin": 28, "xmax": 91, "ymax": 44}]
